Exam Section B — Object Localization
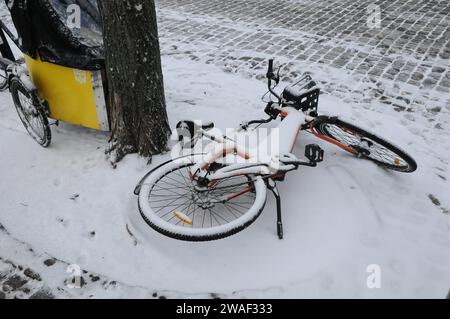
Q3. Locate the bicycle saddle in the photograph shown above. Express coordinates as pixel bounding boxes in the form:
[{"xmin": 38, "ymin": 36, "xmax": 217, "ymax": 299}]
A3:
[
  {"xmin": 176, "ymin": 120, "xmax": 214, "ymax": 132},
  {"xmin": 175, "ymin": 120, "xmax": 215, "ymax": 148}
]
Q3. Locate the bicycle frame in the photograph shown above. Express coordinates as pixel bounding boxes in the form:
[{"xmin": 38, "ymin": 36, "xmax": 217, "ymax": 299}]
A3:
[
  {"xmin": 0, "ymin": 55, "xmax": 38, "ymax": 93},
  {"xmin": 185, "ymin": 58, "xmax": 359, "ymax": 189},
  {"xmin": 189, "ymin": 107, "xmax": 316, "ymax": 185},
  {"xmin": 0, "ymin": 20, "xmax": 17, "ymax": 61},
  {"xmin": 186, "ymin": 110, "xmax": 358, "ymax": 203}
]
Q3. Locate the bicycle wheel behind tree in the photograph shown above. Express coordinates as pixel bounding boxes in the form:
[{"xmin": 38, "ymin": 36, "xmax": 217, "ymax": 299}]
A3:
[{"xmin": 10, "ymin": 78, "xmax": 51, "ymax": 147}]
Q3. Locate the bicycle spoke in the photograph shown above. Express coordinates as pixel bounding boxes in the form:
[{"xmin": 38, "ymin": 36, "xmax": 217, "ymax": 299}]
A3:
[
  {"xmin": 323, "ymin": 123, "xmax": 409, "ymax": 168},
  {"xmin": 147, "ymin": 163, "xmax": 258, "ymax": 231},
  {"xmin": 153, "ymin": 194, "xmax": 192, "ymax": 215},
  {"xmin": 223, "ymin": 202, "xmax": 248, "ymax": 216},
  {"xmin": 221, "ymin": 203, "xmax": 240, "ymax": 219},
  {"xmin": 166, "ymin": 199, "xmax": 194, "ymax": 221}
]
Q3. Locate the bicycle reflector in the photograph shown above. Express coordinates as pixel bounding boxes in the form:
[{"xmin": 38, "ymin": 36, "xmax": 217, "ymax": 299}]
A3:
[{"xmin": 173, "ymin": 212, "xmax": 193, "ymax": 225}]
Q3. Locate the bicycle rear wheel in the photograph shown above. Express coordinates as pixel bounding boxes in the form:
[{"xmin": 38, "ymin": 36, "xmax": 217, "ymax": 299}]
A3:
[
  {"xmin": 312, "ymin": 117, "xmax": 417, "ymax": 173},
  {"xmin": 138, "ymin": 158, "xmax": 267, "ymax": 241},
  {"xmin": 10, "ymin": 78, "xmax": 51, "ymax": 147}
]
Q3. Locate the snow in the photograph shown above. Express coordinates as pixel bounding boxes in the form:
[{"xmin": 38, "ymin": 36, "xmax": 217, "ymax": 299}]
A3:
[{"xmin": 1, "ymin": 55, "xmax": 449, "ymax": 298}]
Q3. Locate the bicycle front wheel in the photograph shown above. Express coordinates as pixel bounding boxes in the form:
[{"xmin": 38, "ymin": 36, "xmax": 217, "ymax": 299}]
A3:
[
  {"xmin": 138, "ymin": 158, "xmax": 267, "ymax": 241},
  {"xmin": 312, "ymin": 117, "xmax": 417, "ymax": 173}
]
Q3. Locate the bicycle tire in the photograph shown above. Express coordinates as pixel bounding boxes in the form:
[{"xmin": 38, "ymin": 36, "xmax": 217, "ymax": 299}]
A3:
[
  {"xmin": 138, "ymin": 158, "xmax": 267, "ymax": 242},
  {"xmin": 313, "ymin": 117, "xmax": 417, "ymax": 173},
  {"xmin": 10, "ymin": 78, "xmax": 52, "ymax": 147}
]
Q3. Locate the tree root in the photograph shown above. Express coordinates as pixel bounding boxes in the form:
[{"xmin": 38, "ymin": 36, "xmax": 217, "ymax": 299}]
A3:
[{"xmin": 106, "ymin": 139, "xmax": 138, "ymax": 168}]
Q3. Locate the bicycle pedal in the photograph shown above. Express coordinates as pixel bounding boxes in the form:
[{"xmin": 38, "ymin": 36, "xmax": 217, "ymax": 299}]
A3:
[{"xmin": 305, "ymin": 144, "xmax": 324, "ymax": 163}]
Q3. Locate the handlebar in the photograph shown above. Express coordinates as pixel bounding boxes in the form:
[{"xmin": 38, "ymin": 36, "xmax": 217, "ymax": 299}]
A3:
[
  {"xmin": 266, "ymin": 59, "xmax": 281, "ymax": 102},
  {"xmin": 267, "ymin": 59, "xmax": 274, "ymax": 78}
]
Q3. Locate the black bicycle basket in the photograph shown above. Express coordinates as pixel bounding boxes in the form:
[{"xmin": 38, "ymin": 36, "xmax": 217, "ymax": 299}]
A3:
[{"xmin": 282, "ymin": 75, "xmax": 320, "ymax": 112}]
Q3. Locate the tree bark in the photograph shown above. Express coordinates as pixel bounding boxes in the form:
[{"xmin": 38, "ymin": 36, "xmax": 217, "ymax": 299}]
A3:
[{"xmin": 98, "ymin": 0, "xmax": 170, "ymax": 163}]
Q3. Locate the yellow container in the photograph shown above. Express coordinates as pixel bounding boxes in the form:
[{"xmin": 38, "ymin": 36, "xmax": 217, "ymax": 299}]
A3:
[{"xmin": 25, "ymin": 55, "xmax": 109, "ymax": 131}]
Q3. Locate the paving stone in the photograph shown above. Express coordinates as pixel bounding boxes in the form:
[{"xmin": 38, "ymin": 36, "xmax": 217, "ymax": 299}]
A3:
[
  {"xmin": 24, "ymin": 268, "xmax": 42, "ymax": 282},
  {"xmin": 29, "ymin": 290, "xmax": 54, "ymax": 300},
  {"xmin": 432, "ymin": 66, "xmax": 446, "ymax": 73},
  {"xmin": 43, "ymin": 259, "xmax": 56, "ymax": 267},
  {"xmin": 423, "ymin": 78, "xmax": 437, "ymax": 87},
  {"xmin": 3, "ymin": 275, "xmax": 27, "ymax": 291},
  {"xmin": 411, "ymin": 73, "xmax": 424, "ymax": 81}
]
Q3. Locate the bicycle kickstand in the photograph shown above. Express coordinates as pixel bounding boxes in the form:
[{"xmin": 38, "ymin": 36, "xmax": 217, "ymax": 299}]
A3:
[{"xmin": 267, "ymin": 179, "xmax": 283, "ymax": 240}]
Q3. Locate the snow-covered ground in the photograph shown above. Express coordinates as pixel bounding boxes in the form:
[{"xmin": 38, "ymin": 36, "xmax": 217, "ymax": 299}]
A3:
[
  {"xmin": 1, "ymin": 55, "xmax": 449, "ymax": 299},
  {"xmin": 1, "ymin": 0, "xmax": 450, "ymax": 299}
]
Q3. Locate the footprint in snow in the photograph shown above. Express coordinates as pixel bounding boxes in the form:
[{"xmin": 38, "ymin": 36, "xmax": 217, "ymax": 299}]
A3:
[
  {"xmin": 82, "ymin": 163, "xmax": 97, "ymax": 170},
  {"xmin": 53, "ymin": 178, "xmax": 61, "ymax": 187},
  {"xmin": 428, "ymin": 194, "xmax": 441, "ymax": 206},
  {"xmin": 428, "ymin": 194, "xmax": 450, "ymax": 215},
  {"xmin": 57, "ymin": 217, "xmax": 71, "ymax": 228}
]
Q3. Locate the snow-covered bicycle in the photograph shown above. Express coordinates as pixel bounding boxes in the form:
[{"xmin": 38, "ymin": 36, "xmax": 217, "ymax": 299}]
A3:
[{"xmin": 135, "ymin": 59, "xmax": 417, "ymax": 242}]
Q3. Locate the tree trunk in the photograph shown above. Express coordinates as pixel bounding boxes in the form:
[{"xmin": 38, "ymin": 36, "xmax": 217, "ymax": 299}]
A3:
[{"xmin": 98, "ymin": 0, "xmax": 170, "ymax": 163}]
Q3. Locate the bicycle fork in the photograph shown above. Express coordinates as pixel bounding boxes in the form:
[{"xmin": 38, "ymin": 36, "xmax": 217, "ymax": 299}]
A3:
[{"xmin": 267, "ymin": 179, "xmax": 283, "ymax": 240}]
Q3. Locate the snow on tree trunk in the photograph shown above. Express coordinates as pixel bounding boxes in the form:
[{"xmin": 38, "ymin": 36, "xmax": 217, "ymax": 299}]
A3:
[{"xmin": 98, "ymin": 0, "xmax": 170, "ymax": 163}]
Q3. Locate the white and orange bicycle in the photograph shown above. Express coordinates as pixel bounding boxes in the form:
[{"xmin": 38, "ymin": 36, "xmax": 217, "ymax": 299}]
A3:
[{"xmin": 135, "ymin": 59, "xmax": 417, "ymax": 242}]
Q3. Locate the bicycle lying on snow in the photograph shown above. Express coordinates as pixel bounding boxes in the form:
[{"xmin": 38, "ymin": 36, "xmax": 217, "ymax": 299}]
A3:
[{"xmin": 134, "ymin": 59, "xmax": 417, "ymax": 242}]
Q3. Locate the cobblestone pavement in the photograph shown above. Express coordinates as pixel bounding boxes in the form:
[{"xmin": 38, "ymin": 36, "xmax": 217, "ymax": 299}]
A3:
[
  {"xmin": 156, "ymin": 0, "xmax": 450, "ymax": 124},
  {"xmin": 0, "ymin": 226, "xmax": 205, "ymax": 299}
]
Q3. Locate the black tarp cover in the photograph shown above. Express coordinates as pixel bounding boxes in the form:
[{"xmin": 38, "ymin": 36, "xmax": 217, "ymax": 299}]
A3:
[{"xmin": 5, "ymin": 0, "xmax": 104, "ymax": 70}]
